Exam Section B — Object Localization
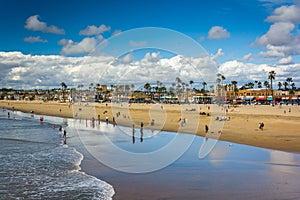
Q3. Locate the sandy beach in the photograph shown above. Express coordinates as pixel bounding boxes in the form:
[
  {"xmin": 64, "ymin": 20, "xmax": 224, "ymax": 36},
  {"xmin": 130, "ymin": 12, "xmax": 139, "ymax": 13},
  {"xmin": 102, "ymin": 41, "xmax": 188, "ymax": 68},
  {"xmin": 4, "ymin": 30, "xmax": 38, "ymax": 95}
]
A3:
[{"xmin": 1, "ymin": 100, "xmax": 300, "ymax": 153}]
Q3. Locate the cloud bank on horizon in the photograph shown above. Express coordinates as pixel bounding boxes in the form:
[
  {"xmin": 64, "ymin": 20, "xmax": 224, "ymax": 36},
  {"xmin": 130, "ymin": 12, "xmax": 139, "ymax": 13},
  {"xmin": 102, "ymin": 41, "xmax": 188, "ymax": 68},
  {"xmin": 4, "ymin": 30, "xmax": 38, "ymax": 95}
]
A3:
[{"xmin": 0, "ymin": 0, "xmax": 300, "ymax": 89}]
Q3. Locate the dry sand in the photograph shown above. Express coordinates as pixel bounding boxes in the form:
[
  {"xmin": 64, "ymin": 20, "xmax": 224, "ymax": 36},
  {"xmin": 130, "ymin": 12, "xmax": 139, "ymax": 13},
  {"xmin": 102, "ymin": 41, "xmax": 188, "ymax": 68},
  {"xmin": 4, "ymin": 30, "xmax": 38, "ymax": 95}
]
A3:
[{"xmin": 1, "ymin": 100, "xmax": 300, "ymax": 153}]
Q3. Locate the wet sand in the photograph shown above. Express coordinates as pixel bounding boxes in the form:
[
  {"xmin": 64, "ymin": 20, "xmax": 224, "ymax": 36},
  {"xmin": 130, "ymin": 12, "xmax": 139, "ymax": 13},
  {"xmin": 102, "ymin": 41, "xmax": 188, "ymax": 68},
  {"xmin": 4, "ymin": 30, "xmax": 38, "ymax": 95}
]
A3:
[
  {"xmin": 1, "ymin": 100, "xmax": 300, "ymax": 153},
  {"xmin": 68, "ymin": 121, "xmax": 300, "ymax": 200}
]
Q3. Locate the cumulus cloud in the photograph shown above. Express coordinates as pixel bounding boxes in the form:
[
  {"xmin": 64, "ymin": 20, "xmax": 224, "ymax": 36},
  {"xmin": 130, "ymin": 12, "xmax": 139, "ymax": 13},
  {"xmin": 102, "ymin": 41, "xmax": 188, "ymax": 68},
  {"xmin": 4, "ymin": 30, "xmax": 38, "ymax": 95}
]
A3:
[
  {"xmin": 120, "ymin": 53, "xmax": 134, "ymax": 64},
  {"xmin": 59, "ymin": 37, "xmax": 97, "ymax": 55},
  {"xmin": 265, "ymin": 5, "xmax": 300, "ymax": 24},
  {"xmin": 141, "ymin": 52, "xmax": 160, "ymax": 63},
  {"xmin": 0, "ymin": 49, "xmax": 224, "ymax": 89},
  {"xmin": 255, "ymin": 4, "xmax": 300, "ymax": 59},
  {"xmin": 2, "ymin": 49, "xmax": 300, "ymax": 89},
  {"xmin": 255, "ymin": 22, "xmax": 295, "ymax": 46},
  {"xmin": 278, "ymin": 56, "xmax": 293, "ymax": 65},
  {"xmin": 25, "ymin": 15, "xmax": 65, "ymax": 34},
  {"xmin": 24, "ymin": 36, "xmax": 48, "ymax": 43},
  {"xmin": 79, "ymin": 24, "xmax": 111, "ymax": 36},
  {"xmin": 240, "ymin": 53, "xmax": 253, "ymax": 61},
  {"xmin": 219, "ymin": 59, "xmax": 300, "ymax": 85},
  {"xmin": 208, "ymin": 26, "xmax": 230, "ymax": 39}
]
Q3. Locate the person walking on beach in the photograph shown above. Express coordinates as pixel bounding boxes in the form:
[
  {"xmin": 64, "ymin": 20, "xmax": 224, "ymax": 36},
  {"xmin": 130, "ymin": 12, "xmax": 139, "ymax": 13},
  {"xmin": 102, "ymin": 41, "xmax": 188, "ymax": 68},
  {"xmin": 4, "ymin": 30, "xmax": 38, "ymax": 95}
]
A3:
[
  {"xmin": 205, "ymin": 125, "xmax": 209, "ymax": 133},
  {"xmin": 106, "ymin": 116, "xmax": 109, "ymax": 125},
  {"xmin": 113, "ymin": 117, "xmax": 116, "ymax": 126}
]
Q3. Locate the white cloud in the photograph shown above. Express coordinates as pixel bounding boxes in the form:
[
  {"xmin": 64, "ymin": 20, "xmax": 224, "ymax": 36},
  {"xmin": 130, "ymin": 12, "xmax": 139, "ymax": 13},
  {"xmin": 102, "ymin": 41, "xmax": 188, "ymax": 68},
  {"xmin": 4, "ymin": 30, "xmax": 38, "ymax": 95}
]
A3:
[
  {"xmin": 120, "ymin": 54, "xmax": 133, "ymax": 64},
  {"xmin": 208, "ymin": 26, "xmax": 230, "ymax": 39},
  {"xmin": 0, "ymin": 50, "xmax": 223, "ymax": 89},
  {"xmin": 266, "ymin": 5, "xmax": 300, "ymax": 24},
  {"xmin": 240, "ymin": 53, "xmax": 253, "ymax": 61},
  {"xmin": 1, "ymin": 50, "xmax": 300, "ymax": 89},
  {"xmin": 255, "ymin": 22, "xmax": 295, "ymax": 46},
  {"xmin": 79, "ymin": 24, "xmax": 111, "ymax": 36},
  {"xmin": 59, "ymin": 37, "xmax": 97, "ymax": 55},
  {"xmin": 255, "ymin": 4, "xmax": 300, "ymax": 59},
  {"xmin": 219, "ymin": 59, "xmax": 300, "ymax": 85},
  {"xmin": 24, "ymin": 36, "xmax": 48, "ymax": 43},
  {"xmin": 278, "ymin": 56, "xmax": 293, "ymax": 65},
  {"xmin": 142, "ymin": 52, "xmax": 160, "ymax": 63},
  {"xmin": 25, "ymin": 15, "xmax": 65, "ymax": 34}
]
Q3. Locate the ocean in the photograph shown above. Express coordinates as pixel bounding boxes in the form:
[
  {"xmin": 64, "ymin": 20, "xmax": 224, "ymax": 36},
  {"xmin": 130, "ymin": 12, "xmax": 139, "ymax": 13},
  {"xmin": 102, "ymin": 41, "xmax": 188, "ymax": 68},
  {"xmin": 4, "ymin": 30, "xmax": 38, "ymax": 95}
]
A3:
[{"xmin": 0, "ymin": 109, "xmax": 114, "ymax": 200}]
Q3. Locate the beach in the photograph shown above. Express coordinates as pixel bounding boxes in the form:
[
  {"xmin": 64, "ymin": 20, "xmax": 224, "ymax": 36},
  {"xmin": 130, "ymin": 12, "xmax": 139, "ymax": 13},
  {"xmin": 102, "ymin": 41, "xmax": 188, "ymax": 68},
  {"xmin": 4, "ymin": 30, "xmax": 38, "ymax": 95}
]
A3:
[
  {"xmin": 1, "ymin": 100, "xmax": 300, "ymax": 153},
  {"xmin": 1, "ymin": 100, "xmax": 300, "ymax": 199}
]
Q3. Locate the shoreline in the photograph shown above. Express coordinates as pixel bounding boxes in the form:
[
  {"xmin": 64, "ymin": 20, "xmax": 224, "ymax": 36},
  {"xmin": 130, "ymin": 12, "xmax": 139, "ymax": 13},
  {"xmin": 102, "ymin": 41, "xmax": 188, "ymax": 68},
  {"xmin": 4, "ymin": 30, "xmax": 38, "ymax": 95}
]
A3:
[{"xmin": 1, "ymin": 100, "xmax": 300, "ymax": 153}]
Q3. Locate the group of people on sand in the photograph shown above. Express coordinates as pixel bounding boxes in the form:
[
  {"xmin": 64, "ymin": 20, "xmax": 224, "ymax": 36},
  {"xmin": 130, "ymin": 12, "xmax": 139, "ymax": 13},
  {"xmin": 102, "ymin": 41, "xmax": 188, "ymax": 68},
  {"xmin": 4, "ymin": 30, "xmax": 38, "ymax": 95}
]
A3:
[
  {"xmin": 258, "ymin": 122, "xmax": 265, "ymax": 130},
  {"xmin": 215, "ymin": 116, "xmax": 230, "ymax": 121}
]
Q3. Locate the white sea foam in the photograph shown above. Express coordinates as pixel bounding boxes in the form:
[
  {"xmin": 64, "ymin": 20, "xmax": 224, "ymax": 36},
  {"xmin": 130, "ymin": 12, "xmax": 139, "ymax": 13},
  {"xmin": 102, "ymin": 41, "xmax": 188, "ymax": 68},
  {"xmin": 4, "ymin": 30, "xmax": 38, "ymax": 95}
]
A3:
[{"xmin": 0, "ymin": 110, "xmax": 115, "ymax": 200}]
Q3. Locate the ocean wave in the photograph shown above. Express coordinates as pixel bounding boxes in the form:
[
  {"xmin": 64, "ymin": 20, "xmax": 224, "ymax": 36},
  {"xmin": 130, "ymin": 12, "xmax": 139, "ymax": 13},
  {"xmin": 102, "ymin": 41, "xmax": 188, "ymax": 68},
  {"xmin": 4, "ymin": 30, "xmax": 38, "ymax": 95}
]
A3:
[{"xmin": 0, "ymin": 110, "xmax": 115, "ymax": 200}]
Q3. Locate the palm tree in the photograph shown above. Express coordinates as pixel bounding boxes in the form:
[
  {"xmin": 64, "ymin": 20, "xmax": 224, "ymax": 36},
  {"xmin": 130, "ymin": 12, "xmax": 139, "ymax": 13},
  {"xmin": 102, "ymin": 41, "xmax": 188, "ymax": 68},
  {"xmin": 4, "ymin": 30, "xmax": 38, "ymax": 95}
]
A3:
[
  {"xmin": 291, "ymin": 82, "xmax": 296, "ymax": 90},
  {"xmin": 254, "ymin": 80, "xmax": 258, "ymax": 89},
  {"xmin": 189, "ymin": 80, "xmax": 194, "ymax": 91},
  {"xmin": 231, "ymin": 81, "xmax": 238, "ymax": 98},
  {"xmin": 263, "ymin": 81, "xmax": 269, "ymax": 89},
  {"xmin": 257, "ymin": 81, "xmax": 262, "ymax": 89},
  {"xmin": 216, "ymin": 77, "xmax": 221, "ymax": 96},
  {"xmin": 144, "ymin": 83, "xmax": 151, "ymax": 96},
  {"xmin": 278, "ymin": 82, "xmax": 282, "ymax": 90},
  {"xmin": 110, "ymin": 84, "xmax": 115, "ymax": 92},
  {"xmin": 89, "ymin": 83, "xmax": 94, "ymax": 91},
  {"xmin": 283, "ymin": 81, "xmax": 288, "ymax": 91},
  {"xmin": 61, "ymin": 82, "xmax": 67, "ymax": 102},
  {"xmin": 268, "ymin": 71, "xmax": 276, "ymax": 90},
  {"xmin": 77, "ymin": 84, "xmax": 84, "ymax": 90},
  {"xmin": 202, "ymin": 82, "xmax": 207, "ymax": 93},
  {"xmin": 248, "ymin": 82, "xmax": 254, "ymax": 89},
  {"xmin": 268, "ymin": 70, "xmax": 276, "ymax": 97},
  {"xmin": 221, "ymin": 75, "xmax": 226, "ymax": 85},
  {"xmin": 286, "ymin": 78, "xmax": 293, "ymax": 90}
]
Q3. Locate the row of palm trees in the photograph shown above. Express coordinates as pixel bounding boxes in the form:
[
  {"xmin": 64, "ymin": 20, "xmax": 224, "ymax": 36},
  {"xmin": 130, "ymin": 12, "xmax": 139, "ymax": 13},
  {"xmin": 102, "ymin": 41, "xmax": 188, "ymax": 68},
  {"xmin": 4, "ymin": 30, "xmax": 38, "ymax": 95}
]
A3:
[
  {"xmin": 223, "ymin": 71, "xmax": 296, "ymax": 93},
  {"xmin": 65, "ymin": 70, "xmax": 296, "ymax": 102}
]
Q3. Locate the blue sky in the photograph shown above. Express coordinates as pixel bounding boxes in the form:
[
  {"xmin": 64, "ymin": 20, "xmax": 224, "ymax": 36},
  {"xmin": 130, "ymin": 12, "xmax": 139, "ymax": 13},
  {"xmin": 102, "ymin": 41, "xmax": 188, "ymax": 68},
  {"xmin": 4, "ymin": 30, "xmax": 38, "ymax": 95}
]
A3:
[{"xmin": 0, "ymin": 0, "xmax": 300, "ymax": 89}]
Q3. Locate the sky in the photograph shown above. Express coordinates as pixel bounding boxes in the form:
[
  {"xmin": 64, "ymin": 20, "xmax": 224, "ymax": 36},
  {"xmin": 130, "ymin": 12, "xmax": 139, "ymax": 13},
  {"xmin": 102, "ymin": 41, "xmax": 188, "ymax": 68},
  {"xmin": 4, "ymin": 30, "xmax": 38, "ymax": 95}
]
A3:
[{"xmin": 0, "ymin": 0, "xmax": 300, "ymax": 89}]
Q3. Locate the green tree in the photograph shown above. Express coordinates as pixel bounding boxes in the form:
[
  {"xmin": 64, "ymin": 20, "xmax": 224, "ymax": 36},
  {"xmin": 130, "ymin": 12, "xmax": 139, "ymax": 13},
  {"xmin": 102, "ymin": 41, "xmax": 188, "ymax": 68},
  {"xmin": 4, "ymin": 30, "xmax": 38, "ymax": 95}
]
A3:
[
  {"xmin": 189, "ymin": 80, "xmax": 194, "ymax": 90},
  {"xmin": 61, "ymin": 82, "xmax": 67, "ymax": 102},
  {"xmin": 144, "ymin": 83, "xmax": 151, "ymax": 94},
  {"xmin": 268, "ymin": 70, "xmax": 276, "ymax": 97},
  {"xmin": 277, "ymin": 82, "xmax": 282, "ymax": 90},
  {"xmin": 286, "ymin": 78, "xmax": 293, "ymax": 90},
  {"xmin": 202, "ymin": 81, "xmax": 207, "ymax": 93},
  {"xmin": 257, "ymin": 81, "xmax": 262, "ymax": 89},
  {"xmin": 263, "ymin": 81, "xmax": 270, "ymax": 89},
  {"xmin": 283, "ymin": 81, "xmax": 288, "ymax": 91}
]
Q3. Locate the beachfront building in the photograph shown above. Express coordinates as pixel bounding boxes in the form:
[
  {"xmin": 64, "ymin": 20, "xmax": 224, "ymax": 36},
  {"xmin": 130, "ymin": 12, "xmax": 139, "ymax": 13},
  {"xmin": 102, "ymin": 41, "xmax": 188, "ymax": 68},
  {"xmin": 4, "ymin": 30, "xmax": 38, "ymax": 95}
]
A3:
[
  {"xmin": 226, "ymin": 88, "xmax": 300, "ymax": 104},
  {"xmin": 193, "ymin": 95, "xmax": 214, "ymax": 104},
  {"xmin": 274, "ymin": 90, "xmax": 300, "ymax": 104},
  {"xmin": 111, "ymin": 84, "xmax": 133, "ymax": 102},
  {"xmin": 226, "ymin": 88, "xmax": 274, "ymax": 103}
]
